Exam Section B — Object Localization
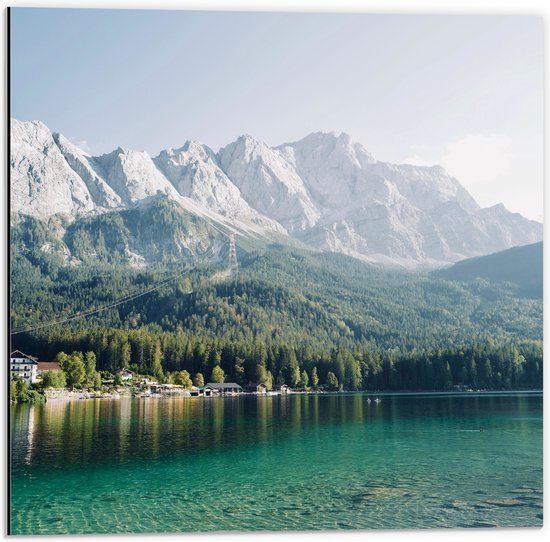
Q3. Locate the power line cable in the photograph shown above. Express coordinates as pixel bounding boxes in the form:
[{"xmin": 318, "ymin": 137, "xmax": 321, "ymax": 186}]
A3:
[{"xmin": 10, "ymin": 250, "xmax": 215, "ymax": 336}]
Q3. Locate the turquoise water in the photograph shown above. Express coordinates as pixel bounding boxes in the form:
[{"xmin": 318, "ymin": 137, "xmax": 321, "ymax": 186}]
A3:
[{"xmin": 10, "ymin": 392, "xmax": 543, "ymax": 534}]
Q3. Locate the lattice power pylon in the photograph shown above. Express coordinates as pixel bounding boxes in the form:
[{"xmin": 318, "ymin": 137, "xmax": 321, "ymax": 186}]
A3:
[{"xmin": 228, "ymin": 232, "xmax": 238, "ymax": 276}]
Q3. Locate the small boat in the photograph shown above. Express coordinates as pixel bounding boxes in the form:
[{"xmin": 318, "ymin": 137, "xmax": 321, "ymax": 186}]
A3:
[
  {"xmin": 366, "ymin": 398, "xmax": 371, "ymax": 404},
  {"xmin": 374, "ymin": 398, "xmax": 381, "ymax": 404}
]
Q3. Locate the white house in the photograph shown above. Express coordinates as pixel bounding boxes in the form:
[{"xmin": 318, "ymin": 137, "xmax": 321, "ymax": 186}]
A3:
[{"xmin": 10, "ymin": 350, "xmax": 39, "ymax": 385}]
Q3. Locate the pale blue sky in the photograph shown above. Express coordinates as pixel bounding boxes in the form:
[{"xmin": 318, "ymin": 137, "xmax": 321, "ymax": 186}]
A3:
[{"xmin": 10, "ymin": 9, "xmax": 543, "ymax": 219}]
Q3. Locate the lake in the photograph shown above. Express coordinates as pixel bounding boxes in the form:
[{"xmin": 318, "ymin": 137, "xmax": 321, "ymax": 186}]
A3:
[{"xmin": 9, "ymin": 392, "xmax": 543, "ymax": 534}]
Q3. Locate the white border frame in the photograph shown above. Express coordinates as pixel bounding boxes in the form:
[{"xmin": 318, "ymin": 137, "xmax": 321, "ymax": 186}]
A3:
[{"xmin": 1, "ymin": 2, "xmax": 546, "ymax": 542}]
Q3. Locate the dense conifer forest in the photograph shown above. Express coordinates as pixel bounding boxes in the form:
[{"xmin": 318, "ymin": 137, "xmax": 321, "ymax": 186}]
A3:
[{"xmin": 10, "ymin": 216, "xmax": 543, "ymax": 391}]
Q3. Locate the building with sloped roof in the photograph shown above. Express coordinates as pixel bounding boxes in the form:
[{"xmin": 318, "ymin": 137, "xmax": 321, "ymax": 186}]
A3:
[
  {"xmin": 205, "ymin": 383, "xmax": 242, "ymax": 395},
  {"xmin": 10, "ymin": 350, "xmax": 39, "ymax": 385},
  {"xmin": 244, "ymin": 383, "xmax": 268, "ymax": 394},
  {"xmin": 37, "ymin": 361, "xmax": 62, "ymax": 375}
]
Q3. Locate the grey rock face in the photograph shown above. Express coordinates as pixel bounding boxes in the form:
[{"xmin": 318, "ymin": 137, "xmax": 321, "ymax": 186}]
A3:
[
  {"xmin": 154, "ymin": 141, "xmax": 283, "ymax": 231},
  {"xmin": 11, "ymin": 119, "xmax": 542, "ymax": 267},
  {"xmin": 218, "ymin": 135, "xmax": 320, "ymax": 233},
  {"xmin": 52, "ymin": 132, "xmax": 122, "ymax": 210},
  {"xmin": 11, "ymin": 119, "xmax": 96, "ymax": 218}
]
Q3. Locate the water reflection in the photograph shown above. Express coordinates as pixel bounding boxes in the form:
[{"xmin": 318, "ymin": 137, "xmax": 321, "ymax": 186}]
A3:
[
  {"xmin": 10, "ymin": 393, "xmax": 541, "ymax": 474},
  {"xmin": 9, "ymin": 393, "xmax": 543, "ymax": 535}
]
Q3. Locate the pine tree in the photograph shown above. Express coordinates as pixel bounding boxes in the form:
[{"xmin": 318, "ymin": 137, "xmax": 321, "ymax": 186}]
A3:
[
  {"xmin": 311, "ymin": 366, "xmax": 319, "ymax": 389},
  {"xmin": 326, "ymin": 371, "xmax": 339, "ymax": 391},
  {"xmin": 121, "ymin": 341, "xmax": 131, "ymax": 370},
  {"xmin": 151, "ymin": 340, "xmax": 164, "ymax": 382},
  {"xmin": 300, "ymin": 369, "xmax": 309, "ymax": 389}
]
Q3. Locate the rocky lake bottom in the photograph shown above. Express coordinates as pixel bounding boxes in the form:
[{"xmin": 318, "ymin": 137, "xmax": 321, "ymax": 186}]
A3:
[{"xmin": 10, "ymin": 392, "xmax": 542, "ymax": 534}]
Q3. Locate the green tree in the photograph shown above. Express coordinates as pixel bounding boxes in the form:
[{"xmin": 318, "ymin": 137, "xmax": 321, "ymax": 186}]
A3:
[
  {"xmin": 175, "ymin": 370, "xmax": 193, "ymax": 389},
  {"xmin": 10, "ymin": 378, "xmax": 17, "ymax": 402},
  {"xmin": 482, "ymin": 358, "xmax": 493, "ymax": 389},
  {"xmin": 84, "ymin": 351, "xmax": 97, "ymax": 386},
  {"xmin": 311, "ymin": 366, "xmax": 319, "ymax": 389},
  {"xmin": 326, "ymin": 371, "xmax": 339, "ymax": 391},
  {"xmin": 337, "ymin": 348, "xmax": 361, "ymax": 390},
  {"xmin": 58, "ymin": 352, "xmax": 86, "ymax": 388},
  {"xmin": 265, "ymin": 370, "xmax": 273, "ymax": 391},
  {"xmin": 193, "ymin": 372, "xmax": 205, "ymax": 387},
  {"xmin": 436, "ymin": 361, "xmax": 453, "ymax": 390},
  {"xmin": 55, "ymin": 352, "xmax": 69, "ymax": 369},
  {"xmin": 121, "ymin": 341, "xmax": 132, "ymax": 370},
  {"xmin": 234, "ymin": 357, "xmax": 245, "ymax": 383},
  {"xmin": 211, "ymin": 365, "xmax": 225, "ymax": 383},
  {"xmin": 41, "ymin": 370, "xmax": 67, "ymax": 389},
  {"xmin": 151, "ymin": 340, "xmax": 164, "ymax": 382},
  {"xmin": 15, "ymin": 377, "xmax": 28, "ymax": 396},
  {"xmin": 300, "ymin": 369, "xmax": 309, "ymax": 389},
  {"xmin": 209, "ymin": 347, "xmax": 222, "ymax": 367},
  {"xmin": 285, "ymin": 349, "xmax": 300, "ymax": 387},
  {"xmin": 18, "ymin": 389, "xmax": 45, "ymax": 405},
  {"xmin": 93, "ymin": 371, "xmax": 102, "ymax": 389},
  {"xmin": 254, "ymin": 363, "xmax": 268, "ymax": 384}
]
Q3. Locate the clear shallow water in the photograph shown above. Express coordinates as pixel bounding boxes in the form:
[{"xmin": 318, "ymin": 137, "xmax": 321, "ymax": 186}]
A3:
[{"xmin": 10, "ymin": 392, "xmax": 543, "ymax": 534}]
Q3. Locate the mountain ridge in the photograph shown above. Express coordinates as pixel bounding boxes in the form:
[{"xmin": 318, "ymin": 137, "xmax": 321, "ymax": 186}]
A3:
[
  {"xmin": 435, "ymin": 241, "xmax": 543, "ymax": 299},
  {"xmin": 10, "ymin": 118, "xmax": 542, "ymax": 268}
]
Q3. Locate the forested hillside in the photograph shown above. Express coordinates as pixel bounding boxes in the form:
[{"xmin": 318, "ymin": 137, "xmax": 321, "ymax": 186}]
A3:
[
  {"xmin": 436, "ymin": 242, "xmax": 543, "ymax": 299},
  {"xmin": 11, "ymin": 215, "xmax": 543, "ymax": 391}
]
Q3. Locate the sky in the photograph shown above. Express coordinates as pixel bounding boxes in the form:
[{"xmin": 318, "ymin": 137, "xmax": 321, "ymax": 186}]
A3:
[{"xmin": 10, "ymin": 9, "xmax": 543, "ymax": 220}]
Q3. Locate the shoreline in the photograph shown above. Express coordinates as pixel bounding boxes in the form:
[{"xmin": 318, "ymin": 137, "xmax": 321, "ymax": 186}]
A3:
[{"xmin": 11, "ymin": 388, "xmax": 543, "ymax": 406}]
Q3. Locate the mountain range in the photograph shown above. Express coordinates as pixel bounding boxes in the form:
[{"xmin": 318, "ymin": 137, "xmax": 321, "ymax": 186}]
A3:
[{"xmin": 10, "ymin": 118, "xmax": 542, "ymax": 268}]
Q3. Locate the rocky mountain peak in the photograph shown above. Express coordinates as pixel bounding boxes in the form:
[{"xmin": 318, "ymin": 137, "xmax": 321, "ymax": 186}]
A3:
[
  {"xmin": 10, "ymin": 118, "xmax": 543, "ymax": 267},
  {"xmin": 11, "ymin": 118, "xmax": 96, "ymax": 218}
]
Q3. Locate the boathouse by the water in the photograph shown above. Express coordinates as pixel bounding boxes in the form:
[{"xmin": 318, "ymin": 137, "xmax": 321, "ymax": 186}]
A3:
[
  {"xmin": 205, "ymin": 383, "xmax": 242, "ymax": 395},
  {"xmin": 274, "ymin": 384, "xmax": 291, "ymax": 394},
  {"xmin": 244, "ymin": 383, "xmax": 268, "ymax": 394}
]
